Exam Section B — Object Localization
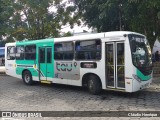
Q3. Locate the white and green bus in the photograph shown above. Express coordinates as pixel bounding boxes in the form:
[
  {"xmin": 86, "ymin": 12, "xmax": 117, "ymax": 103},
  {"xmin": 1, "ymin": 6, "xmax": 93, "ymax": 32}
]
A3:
[{"xmin": 5, "ymin": 31, "xmax": 152, "ymax": 94}]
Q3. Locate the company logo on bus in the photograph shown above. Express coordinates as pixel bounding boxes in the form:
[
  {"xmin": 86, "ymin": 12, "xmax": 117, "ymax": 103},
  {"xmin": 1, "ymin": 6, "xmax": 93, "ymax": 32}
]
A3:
[{"xmin": 56, "ymin": 62, "xmax": 77, "ymax": 72}]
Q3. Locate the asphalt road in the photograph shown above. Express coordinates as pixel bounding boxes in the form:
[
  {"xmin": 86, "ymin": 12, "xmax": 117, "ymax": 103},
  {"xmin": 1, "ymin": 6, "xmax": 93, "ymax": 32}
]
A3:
[{"xmin": 0, "ymin": 75, "xmax": 160, "ymax": 120}]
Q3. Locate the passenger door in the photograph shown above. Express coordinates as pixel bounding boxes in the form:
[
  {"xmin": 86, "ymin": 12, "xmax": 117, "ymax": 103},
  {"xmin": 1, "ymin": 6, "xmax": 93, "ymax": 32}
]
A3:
[
  {"xmin": 38, "ymin": 47, "xmax": 53, "ymax": 80},
  {"xmin": 105, "ymin": 42, "xmax": 125, "ymax": 89}
]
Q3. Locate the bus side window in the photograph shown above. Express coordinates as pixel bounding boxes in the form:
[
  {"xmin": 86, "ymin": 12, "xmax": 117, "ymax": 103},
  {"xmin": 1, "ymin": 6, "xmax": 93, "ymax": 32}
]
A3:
[
  {"xmin": 7, "ymin": 46, "xmax": 16, "ymax": 60},
  {"xmin": 39, "ymin": 48, "xmax": 45, "ymax": 63},
  {"xmin": 25, "ymin": 45, "xmax": 36, "ymax": 60},
  {"xmin": 75, "ymin": 39, "xmax": 101, "ymax": 60},
  {"xmin": 47, "ymin": 48, "xmax": 52, "ymax": 63},
  {"xmin": 16, "ymin": 46, "xmax": 24, "ymax": 60},
  {"xmin": 54, "ymin": 42, "xmax": 74, "ymax": 60}
]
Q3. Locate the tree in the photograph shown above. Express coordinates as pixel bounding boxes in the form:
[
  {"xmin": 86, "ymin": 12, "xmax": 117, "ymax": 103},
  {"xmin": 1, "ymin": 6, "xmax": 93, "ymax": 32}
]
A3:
[
  {"xmin": 126, "ymin": 0, "xmax": 160, "ymax": 49},
  {"xmin": 73, "ymin": 0, "xmax": 129, "ymax": 32},
  {"xmin": 73, "ymin": 0, "xmax": 160, "ymax": 49},
  {"xmin": 61, "ymin": 31, "xmax": 72, "ymax": 37},
  {"xmin": 0, "ymin": 0, "xmax": 14, "ymax": 42},
  {"xmin": 4, "ymin": 0, "xmax": 76, "ymax": 41}
]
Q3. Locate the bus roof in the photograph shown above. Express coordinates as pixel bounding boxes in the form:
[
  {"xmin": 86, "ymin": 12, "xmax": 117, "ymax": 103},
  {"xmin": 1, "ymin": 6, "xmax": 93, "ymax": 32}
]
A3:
[
  {"xmin": 54, "ymin": 31, "xmax": 145, "ymax": 42},
  {"xmin": 6, "ymin": 31, "xmax": 145, "ymax": 45}
]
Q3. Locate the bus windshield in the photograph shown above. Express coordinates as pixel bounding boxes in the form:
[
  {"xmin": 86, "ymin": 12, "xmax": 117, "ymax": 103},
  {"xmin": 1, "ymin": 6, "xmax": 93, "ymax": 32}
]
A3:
[{"xmin": 128, "ymin": 34, "xmax": 152, "ymax": 75}]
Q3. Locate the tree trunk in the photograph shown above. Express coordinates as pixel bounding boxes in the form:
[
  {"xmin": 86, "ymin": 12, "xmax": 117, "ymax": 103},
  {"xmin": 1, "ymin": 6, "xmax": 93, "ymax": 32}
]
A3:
[{"xmin": 147, "ymin": 35, "xmax": 157, "ymax": 51}]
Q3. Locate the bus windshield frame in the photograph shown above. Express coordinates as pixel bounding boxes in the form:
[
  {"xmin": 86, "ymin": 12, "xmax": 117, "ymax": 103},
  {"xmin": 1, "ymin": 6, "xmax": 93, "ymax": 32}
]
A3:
[{"xmin": 128, "ymin": 34, "xmax": 152, "ymax": 76}]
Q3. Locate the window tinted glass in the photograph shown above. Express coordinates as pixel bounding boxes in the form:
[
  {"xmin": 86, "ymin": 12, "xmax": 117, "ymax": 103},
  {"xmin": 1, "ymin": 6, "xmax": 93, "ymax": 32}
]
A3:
[
  {"xmin": 75, "ymin": 39, "xmax": 101, "ymax": 60},
  {"xmin": 25, "ymin": 45, "xmax": 36, "ymax": 60},
  {"xmin": 7, "ymin": 46, "xmax": 15, "ymax": 60},
  {"xmin": 106, "ymin": 44, "xmax": 114, "ymax": 65},
  {"xmin": 54, "ymin": 42, "xmax": 73, "ymax": 60},
  {"xmin": 55, "ymin": 42, "xmax": 73, "ymax": 52},
  {"xmin": 47, "ymin": 48, "xmax": 52, "ymax": 63},
  {"xmin": 129, "ymin": 35, "xmax": 152, "ymax": 67},
  {"xmin": 128, "ymin": 34, "xmax": 152, "ymax": 75},
  {"xmin": 16, "ymin": 46, "xmax": 24, "ymax": 60},
  {"xmin": 117, "ymin": 43, "xmax": 124, "ymax": 65},
  {"xmin": 39, "ymin": 48, "xmax": 45, "ymax": 63}
]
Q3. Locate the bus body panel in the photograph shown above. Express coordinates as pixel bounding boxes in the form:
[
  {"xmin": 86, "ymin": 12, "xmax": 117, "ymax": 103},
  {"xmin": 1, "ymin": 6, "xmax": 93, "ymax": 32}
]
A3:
[
  {"xmin": 5, "ymin": 31, "xmax": 153, "ymax": 93},
  {"xmin": 5, "ymin": 43, "xmax": 17, "ymax": 78},
  {"xmin": 15, "ymin": 39, "xmax": 54, "ymax": 81},
  {"xmin": 36, "ymin": 41, "xmax": 54, "ymax": 80},
  {"xmin": 132, "ymin": 67, "xmax": 152, "ymax": 92},
  {"xmin": 124, "ymin": 36, "xmax": 133, "ymax": 92}
]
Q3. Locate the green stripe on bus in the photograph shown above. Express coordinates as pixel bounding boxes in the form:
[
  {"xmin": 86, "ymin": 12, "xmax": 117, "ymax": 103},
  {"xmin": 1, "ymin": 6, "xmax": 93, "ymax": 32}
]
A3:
[{"xmin": 136, "ymin": 69, "xmax": 151, "ymax": 81}]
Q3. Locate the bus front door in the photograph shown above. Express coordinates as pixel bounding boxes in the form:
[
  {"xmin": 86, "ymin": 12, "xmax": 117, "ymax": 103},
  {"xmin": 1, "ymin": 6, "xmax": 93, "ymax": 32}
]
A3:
[
  {"xmin": 105, "ymin": 42, "xmax": 125, "ymax": 89},
  {"xmin": 38, "ymin": 47, "xmax": 53, "ymax": 81}
]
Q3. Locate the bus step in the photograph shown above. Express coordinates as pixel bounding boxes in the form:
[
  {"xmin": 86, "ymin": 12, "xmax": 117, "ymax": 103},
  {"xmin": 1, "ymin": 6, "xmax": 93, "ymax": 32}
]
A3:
[{"xmin": 40, "ymin": 80, "xmax": 52, "ymax": 84}]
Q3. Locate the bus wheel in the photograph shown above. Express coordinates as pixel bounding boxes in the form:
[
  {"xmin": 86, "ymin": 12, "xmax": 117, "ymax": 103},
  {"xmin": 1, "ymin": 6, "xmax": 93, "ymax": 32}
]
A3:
[
  {"xmin": 87, "ymin": 75, "xmax": 102, "ymax": 95},
  {"xmin": 22, "ymin": 70, "xmax": 34, "ymax": 85}
]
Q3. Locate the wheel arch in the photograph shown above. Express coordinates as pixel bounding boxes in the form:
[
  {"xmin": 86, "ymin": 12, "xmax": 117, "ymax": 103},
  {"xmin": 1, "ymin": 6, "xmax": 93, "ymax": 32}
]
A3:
[
  {"xmin": 82, "ymin": 73, "xmax": 102, "ymax": 87},
  {"xmin": 22, "ymin": 69, "xmax": 32, "ymax": 79}
]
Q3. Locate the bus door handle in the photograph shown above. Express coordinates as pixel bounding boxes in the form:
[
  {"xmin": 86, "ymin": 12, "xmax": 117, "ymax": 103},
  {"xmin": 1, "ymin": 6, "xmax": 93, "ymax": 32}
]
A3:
[{"xmin": 47, "ymin": 72, "xmax": 50, "ymax": 73}]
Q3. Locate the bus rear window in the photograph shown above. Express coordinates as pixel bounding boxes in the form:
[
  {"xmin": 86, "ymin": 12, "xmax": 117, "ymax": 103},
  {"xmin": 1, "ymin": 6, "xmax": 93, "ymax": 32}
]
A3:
[{"xmin": 7, "ymin": 46, "xmax": 16, "ymax": 60}]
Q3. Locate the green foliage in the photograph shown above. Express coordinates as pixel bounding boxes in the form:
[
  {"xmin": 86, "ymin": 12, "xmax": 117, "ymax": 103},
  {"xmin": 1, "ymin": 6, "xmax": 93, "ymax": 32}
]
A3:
[
  {"xmin": 1, "ymin": 0, "xmax": 160, "ymax": 49},
  {"xmin": 73, "ymin": 0, "xmax": 160, "ymax": 49},
  {"xmin": 73, "ymin": 0, "xmax": 128, "ymax": 32},
  {"xmin": 2, "ymin": 0, "xmax": 76, "ymax": 42},
  {"xmin": 0, "ymin": 0, "xmax": 14, "ymax": 41},
  {"xmin": 61, "ymin": 31, "xmax": 72, "ymax": 37},
  {"xmin": 126, "ymin": 0, "xmax": 160, "ymax": 48}
]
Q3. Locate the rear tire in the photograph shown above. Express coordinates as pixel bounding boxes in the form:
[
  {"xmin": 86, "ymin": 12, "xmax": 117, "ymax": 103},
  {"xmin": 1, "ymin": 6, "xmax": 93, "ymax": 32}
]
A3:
[
  {"xmin": 22, "ymin": 70, "xmax": 34, "ymax": 85},
  {"xmin": 87, "ymin": 75, "xmax": 102, "ymax": 95}
]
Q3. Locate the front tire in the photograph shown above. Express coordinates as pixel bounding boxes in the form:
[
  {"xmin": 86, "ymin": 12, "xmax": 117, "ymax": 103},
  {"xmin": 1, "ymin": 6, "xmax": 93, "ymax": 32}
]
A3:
[
  {"xmin": 88, "ymin": 75, "xmax": 102, "ymax": 95},
  {"xmin": 22, "ymin": 70, "xmax": 34, "ymax": 85}
]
